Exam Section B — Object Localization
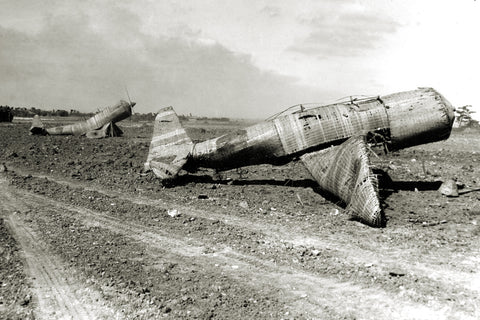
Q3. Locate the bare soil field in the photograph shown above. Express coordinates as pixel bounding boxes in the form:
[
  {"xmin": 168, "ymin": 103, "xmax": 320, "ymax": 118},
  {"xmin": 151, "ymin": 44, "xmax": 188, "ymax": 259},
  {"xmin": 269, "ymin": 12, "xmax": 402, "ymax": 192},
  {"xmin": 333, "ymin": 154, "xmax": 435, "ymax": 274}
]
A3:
[{"xmin": 0, "ymin": 119, "xmax": 479, "ymax": 319}]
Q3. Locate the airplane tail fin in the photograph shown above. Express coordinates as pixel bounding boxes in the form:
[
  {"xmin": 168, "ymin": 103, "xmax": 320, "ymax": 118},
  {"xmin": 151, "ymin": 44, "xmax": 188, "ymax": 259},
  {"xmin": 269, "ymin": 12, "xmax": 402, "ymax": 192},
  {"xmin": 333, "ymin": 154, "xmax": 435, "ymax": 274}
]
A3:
[
  {"xmin": 144, "ymin": 107, "xmax": 194, "ymax": 180},
  {"xmin": 29, "ymin": 115, "xmax": 47, "ymax": 135}
]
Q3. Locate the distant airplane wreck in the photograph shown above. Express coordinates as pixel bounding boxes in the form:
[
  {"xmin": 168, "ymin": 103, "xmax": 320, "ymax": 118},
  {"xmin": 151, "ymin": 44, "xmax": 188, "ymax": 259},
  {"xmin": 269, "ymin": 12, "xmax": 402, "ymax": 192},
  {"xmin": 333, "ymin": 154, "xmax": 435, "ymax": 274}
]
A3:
[
  {"xmin": 30, "ymin": 100, "xmax": 135, "ymax": 138},
  {"xmin": 144, "ymin": 88, "xmax": 455, "ymax": 227}
]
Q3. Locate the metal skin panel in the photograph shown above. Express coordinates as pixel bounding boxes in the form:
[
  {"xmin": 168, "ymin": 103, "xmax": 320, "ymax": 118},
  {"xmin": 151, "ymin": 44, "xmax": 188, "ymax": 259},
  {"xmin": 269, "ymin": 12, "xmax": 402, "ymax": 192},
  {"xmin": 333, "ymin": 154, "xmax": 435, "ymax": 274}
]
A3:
[
  {"xmin": 273, "ymin": 101, "xmax": 389, "ymax": 155},
  {"xmin": 191, "ymin": 98, "xmax": 390, "ymax": 169},
  {"xmin": 191, "ymin": 122, "xmax": 284, "ymax": 170}
]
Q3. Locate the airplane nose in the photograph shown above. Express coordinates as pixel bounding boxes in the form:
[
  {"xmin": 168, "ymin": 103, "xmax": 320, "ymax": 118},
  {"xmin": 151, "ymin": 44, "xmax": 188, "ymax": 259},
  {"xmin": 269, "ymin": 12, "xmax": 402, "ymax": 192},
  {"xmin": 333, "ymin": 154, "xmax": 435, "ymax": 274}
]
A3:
[{"xmin": 438, "ymin": 93, "xmax": 456, "ymax": 127}]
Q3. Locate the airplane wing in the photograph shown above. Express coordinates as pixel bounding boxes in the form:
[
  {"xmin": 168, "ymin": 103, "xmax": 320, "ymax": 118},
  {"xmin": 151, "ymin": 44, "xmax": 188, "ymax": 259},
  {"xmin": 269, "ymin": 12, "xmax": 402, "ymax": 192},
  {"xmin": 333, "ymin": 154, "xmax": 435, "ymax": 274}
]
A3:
[
  {"xmin": 300, "ymin": 135, "xmax": 384, "ymax": 227},
  {"xmin": 86, "ymin": 122, "xmax": 123, "ymax": 139}
]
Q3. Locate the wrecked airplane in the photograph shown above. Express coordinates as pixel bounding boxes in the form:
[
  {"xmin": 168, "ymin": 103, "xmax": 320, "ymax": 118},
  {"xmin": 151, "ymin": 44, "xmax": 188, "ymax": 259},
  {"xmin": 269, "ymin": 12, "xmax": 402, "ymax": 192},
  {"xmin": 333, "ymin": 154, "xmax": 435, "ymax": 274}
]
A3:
[
  {"xmin": 144, "ymin": 87, "xmax": 455, "ymax": 227},
  {"xmin": 30, "ymin": 100, "xmax": 135, "ymax": 138}
]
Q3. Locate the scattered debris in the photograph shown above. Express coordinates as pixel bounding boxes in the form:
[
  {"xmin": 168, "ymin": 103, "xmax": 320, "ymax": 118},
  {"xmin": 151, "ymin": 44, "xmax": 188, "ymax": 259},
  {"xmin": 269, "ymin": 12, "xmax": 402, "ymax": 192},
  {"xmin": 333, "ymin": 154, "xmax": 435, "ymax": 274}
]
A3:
[
  {"xmin": 20, "ymin": 294, "xmax": 32, "ymax": 306},
  {"xmin": 167, "ymin": 209, "xmax": 180, "ymax": 217},
  {"xmin": 389, "ymin": 270, "xmax": 406, "ymax": 277},
  {"xmin": 422, "ymin": 220, "xmax": 448, "ymax": 227},
  {"xmin": 239, "ymin": 201, "xmax": 249, "ymax": 209},
  {"xmin": 438, "ymin": 179, "xmax": 459, "ymax": 197},
  {"xmin": 330, "ymin": 209, "xmax": 339, "ymax": 216},
  {"xmin": 296, "ymin": 193, "xmax": 304, "ymax": 206}
]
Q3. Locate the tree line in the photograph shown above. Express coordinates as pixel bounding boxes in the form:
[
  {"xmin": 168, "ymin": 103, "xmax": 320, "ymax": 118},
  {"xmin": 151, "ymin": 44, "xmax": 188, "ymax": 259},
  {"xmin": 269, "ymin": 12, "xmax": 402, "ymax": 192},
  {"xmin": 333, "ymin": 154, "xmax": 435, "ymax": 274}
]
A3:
[{"xmin": 1, "ymin": 105, "xmax": 95, "ymax": 118}]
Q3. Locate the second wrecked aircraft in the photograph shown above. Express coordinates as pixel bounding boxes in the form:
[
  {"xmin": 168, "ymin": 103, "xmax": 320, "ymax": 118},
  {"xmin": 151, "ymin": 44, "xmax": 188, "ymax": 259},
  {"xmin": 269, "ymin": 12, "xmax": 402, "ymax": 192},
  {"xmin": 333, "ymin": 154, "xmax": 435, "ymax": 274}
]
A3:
[{"xmin": 30, "ymin": 100, "xmax": 135, "ymax": 138}]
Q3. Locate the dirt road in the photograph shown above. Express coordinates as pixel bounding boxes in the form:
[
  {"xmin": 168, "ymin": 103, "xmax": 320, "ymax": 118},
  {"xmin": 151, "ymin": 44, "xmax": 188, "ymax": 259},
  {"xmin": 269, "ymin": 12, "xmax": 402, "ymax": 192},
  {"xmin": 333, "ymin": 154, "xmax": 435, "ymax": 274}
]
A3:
[
  {"xmin": 1, "ymin": 122, "xmax": 479, "ymax": 319},
  {"xmin": 1, "ymin": 176, "xmax": 119, "ymax": 319}
]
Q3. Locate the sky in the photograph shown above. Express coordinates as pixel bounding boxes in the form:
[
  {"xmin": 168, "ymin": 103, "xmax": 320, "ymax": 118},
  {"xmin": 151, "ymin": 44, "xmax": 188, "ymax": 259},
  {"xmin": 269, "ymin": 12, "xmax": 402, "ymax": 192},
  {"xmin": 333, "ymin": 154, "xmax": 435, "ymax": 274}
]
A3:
[{"xmin": 0, "ymin": 0, "xmax": 479, "ymax": 119}]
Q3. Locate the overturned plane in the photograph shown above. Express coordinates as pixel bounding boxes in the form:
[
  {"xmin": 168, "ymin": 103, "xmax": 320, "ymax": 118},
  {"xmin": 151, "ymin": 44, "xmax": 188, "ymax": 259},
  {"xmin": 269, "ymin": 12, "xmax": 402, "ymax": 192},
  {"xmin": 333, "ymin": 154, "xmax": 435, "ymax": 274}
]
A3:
[
  {"xmin": 144, "ymin": 88, "xmax": 455, "ymax": 227},
  {"xmin": 30, "ymin": 100, "xmax": 135, "ymax": 138}
]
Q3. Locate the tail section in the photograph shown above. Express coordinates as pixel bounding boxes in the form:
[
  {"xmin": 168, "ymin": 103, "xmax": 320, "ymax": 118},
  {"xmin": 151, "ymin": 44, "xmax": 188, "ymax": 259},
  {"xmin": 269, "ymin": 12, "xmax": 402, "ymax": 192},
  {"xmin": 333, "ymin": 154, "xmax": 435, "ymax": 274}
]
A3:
[
  {"xmin": 30, "ymin": 115, "xmax": 47, "ymax": 135},
  {"xmin": 145, "ymin": 107, "xmax": 194, "ymax": 180}
]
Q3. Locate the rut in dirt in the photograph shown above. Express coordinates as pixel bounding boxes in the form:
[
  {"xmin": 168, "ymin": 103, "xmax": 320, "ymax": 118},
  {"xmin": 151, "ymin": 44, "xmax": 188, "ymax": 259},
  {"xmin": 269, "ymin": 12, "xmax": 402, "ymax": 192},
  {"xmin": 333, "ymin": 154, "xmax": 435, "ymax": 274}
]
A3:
[{"xmin": 1, "ymin": 176, "xmax": 117, "ymax": 320}]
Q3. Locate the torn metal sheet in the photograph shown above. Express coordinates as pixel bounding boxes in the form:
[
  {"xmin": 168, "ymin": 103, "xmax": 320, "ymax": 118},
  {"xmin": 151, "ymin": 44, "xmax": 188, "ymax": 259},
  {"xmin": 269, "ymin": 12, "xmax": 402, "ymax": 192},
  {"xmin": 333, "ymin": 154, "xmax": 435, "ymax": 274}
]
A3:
[
  {"xmin": 30, "ymin": 100, "xmax": 135, "ymax": 138},
  {"xmin": 145, "ymin": 88, "xmax": 455, "ymax": 227}
]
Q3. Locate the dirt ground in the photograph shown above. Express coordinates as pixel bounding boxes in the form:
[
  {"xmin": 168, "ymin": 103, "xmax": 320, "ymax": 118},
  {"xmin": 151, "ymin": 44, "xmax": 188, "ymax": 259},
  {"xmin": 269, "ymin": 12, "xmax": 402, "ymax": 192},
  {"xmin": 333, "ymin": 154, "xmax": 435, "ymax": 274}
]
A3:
[{"xmin": 0, "ymin": 118, "xmax": 479, "ymax": 319}]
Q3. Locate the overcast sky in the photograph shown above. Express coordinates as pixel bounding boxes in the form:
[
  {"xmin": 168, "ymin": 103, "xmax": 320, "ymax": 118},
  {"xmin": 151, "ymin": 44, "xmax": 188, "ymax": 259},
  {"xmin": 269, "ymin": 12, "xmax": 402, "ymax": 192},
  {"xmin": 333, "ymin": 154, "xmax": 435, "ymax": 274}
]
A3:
[{"xmin": 1, "ymin": 0, "xmax": 479, "ymax": 119}]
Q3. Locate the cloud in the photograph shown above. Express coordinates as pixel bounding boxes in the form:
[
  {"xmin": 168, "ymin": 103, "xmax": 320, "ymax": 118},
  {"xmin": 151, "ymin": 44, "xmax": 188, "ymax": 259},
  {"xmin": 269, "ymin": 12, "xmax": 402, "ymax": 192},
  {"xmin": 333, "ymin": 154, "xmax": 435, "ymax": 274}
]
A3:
[
  {"xmin": 260, "ymin": 5, "xmax": 281, "ymax": 18},
  {"xmin": 0, "ymin": 3, "xmax": 327, "ymax": 118},
  {"xmin": 290, "ymin": 8, "xmax": 400, "ymax": 58}
]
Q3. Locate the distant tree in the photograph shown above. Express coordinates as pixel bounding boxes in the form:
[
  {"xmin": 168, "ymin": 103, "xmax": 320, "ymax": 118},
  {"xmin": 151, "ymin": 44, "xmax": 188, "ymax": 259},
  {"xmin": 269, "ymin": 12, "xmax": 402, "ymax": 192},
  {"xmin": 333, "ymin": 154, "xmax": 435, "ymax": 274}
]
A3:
[
  {"xmin": 0, "ymin": 106, "xmax": 14, "ymax": 122},
  {"xmin": 178, "ymin": 114, "xmax": 189, "ymax": 121},
  {"xmin": 456, "ymin": 105, "xmax": 478, "ymax": 128},
  {"xmin": 11, "ymin": 107, "xmax": 32, "ymax": 117},
  {"xmin": 130, "ymin": 112, "xmax": 156, "ymax": 122},
  {"xmin": 55, "ymin": 109, "xmax": 69, "ymax": 117}
]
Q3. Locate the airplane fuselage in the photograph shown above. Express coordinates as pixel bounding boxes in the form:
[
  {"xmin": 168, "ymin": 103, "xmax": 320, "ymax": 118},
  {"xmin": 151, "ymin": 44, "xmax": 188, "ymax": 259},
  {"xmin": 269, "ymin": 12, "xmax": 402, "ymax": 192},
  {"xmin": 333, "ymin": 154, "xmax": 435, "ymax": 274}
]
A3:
[{"xmin": 189, "ymin": 87, "xmax": 455, "ymax": 171}]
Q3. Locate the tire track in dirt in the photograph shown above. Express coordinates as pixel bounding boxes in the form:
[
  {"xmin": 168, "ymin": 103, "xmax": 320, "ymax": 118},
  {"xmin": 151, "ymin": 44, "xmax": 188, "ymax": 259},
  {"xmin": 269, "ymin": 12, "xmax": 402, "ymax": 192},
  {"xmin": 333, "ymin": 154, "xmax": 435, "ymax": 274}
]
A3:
[
  {"xmin": 11, "ymin": 166, "xmax": 479, "ymax": 294},
  {"xmin": 96, "ymin": 186, "xmax": 480, "ymax": 300},
  {"xmin": 11, "ymin": 166, "xmax": 478, "ymax": 296},
  {"xmin": 8, "ymin": 178, "xmax": 474, "ymax": 320},
  {"xmin": 0, "ymin": 176, "xmax": 117, "ymax": 320},
  {"xmin": 166, "ymin": 201, "xmax": 480, "ymax": 292}
]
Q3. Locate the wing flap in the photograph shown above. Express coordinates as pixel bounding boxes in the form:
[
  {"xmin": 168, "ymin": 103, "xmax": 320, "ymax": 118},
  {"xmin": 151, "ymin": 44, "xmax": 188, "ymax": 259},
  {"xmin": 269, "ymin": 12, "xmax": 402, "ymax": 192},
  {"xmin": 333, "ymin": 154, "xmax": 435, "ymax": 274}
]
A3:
[{"xmin": 301, "ymin": 136, "xmax": 384, "ymax": 227}]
